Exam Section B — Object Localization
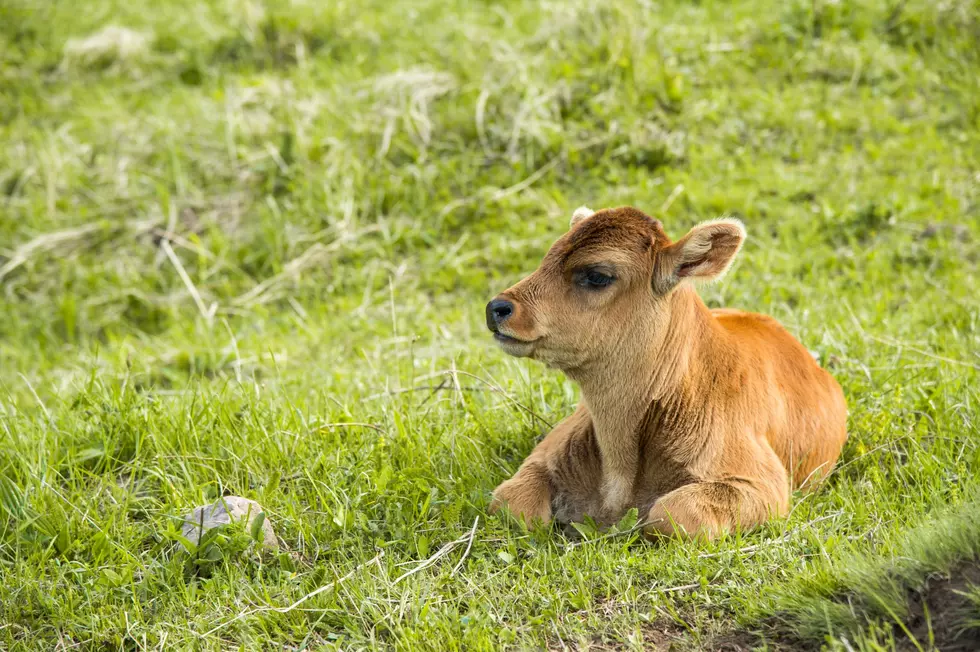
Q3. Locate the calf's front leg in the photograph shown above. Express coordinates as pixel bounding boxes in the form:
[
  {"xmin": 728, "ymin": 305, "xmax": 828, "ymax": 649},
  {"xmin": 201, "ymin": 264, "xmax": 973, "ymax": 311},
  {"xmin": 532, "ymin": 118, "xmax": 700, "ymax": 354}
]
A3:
[
  {"xmin": 489, "ymin": 461, "xmax": 553, "ymax": 527},
  {"xmin": 490, "ymin": 406, "xmax": 594, "ymax": 527},
  {"xmin": 644, "ymin": 468, "xmax": 789, "ymax": 540}
]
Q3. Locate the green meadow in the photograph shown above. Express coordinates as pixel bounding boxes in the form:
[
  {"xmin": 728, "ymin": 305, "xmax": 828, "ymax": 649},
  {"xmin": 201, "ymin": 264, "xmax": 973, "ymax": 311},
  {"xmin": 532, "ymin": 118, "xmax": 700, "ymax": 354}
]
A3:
[{"xmin": 1, "ymin": 0, "xmax": 979, "ymax": 649}]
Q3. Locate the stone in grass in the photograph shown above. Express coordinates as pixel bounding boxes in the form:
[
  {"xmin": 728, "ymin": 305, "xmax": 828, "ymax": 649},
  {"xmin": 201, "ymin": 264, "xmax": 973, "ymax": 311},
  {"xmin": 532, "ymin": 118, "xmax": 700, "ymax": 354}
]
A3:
[
  {"xmin": 63, "ymin": 26, "xmax": 151, "ymax": 68},
  {"xmin": 180, "ymin": 496, "xmax": 278, "ymax": 551}
]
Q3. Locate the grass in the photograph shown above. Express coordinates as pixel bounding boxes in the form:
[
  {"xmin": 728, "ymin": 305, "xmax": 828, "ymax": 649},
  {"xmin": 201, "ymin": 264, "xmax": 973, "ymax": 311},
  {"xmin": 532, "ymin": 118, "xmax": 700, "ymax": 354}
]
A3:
[
  {"xmin": 1, "ymin": 0, "xmax": 979, "ymax": 648},
  {"xmin": 764, "ymin": 492, "xmax": 980, "ymax": 650}
]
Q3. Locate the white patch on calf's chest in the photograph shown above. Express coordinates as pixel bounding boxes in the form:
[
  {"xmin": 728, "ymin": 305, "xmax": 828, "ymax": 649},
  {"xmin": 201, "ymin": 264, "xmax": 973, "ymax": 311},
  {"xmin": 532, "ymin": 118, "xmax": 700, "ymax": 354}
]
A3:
[{"xmin": 600, "ymin": 472, "xmax": 634, "ymax": 514}]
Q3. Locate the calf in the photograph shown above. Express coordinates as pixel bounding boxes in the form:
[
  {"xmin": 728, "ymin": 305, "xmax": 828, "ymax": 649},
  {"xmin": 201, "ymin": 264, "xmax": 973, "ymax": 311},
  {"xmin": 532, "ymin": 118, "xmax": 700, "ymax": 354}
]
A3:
[{"xmin": 485, "ymin": 206, "xmax": 848, "ymax": 539}]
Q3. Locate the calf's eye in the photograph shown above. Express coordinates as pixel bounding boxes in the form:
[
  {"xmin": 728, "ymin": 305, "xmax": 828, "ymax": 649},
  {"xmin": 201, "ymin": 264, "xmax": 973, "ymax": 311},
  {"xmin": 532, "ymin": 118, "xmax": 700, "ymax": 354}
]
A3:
[{"xmin": 577, "ymin": 269, "xmax": 615, "ymax": 289}]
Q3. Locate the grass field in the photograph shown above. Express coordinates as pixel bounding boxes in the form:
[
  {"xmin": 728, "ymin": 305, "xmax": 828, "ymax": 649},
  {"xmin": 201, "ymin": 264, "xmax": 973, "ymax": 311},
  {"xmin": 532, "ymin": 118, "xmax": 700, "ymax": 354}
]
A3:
[{"xmin": 2, "ymin": 0, "xmax": 979, "ymax": 649}]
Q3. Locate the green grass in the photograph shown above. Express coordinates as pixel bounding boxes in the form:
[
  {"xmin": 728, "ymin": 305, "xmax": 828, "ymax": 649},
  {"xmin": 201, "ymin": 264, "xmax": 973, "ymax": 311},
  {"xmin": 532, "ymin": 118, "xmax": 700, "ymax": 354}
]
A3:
[
  {"xmin": 1, "ymin": 0, "xmax": 979, "ymax": 649},
  {"xmin": 764, "ymin": 492, "xmax": 980, "ymax": 650}
]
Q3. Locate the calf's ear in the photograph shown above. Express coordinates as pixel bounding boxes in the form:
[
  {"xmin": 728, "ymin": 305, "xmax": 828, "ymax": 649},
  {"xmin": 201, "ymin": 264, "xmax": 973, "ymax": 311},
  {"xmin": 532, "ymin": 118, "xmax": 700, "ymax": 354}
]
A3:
[{"xmin": 654, "ymin": 218, "xmax": 746, "ymax": 292}]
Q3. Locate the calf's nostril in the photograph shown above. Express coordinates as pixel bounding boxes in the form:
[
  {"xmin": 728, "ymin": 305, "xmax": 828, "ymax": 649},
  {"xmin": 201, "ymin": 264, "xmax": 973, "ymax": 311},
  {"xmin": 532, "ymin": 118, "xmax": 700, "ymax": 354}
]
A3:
[
  {"xmin": 493, "ymin": 301, "xmax": 513, "ymax": 320},
  {"xmin": 486, "ymin": 298, "xmax": 514, "ymax": 331}
]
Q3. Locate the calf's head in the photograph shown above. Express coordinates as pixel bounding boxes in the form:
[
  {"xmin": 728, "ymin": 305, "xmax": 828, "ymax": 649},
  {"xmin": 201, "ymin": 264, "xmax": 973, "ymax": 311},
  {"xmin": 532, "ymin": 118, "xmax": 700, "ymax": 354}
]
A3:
[{"xmin": 486, "ymin": 206, "xmax": 746, "ymax": 371}]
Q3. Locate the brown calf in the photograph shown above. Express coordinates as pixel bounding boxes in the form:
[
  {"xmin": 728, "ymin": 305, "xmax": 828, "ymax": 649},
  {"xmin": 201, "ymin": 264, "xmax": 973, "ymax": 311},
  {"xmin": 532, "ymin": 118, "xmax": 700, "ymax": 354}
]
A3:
[{"xmin": 485, "ymin": 206, "xmax": 848, "ymax": 539}]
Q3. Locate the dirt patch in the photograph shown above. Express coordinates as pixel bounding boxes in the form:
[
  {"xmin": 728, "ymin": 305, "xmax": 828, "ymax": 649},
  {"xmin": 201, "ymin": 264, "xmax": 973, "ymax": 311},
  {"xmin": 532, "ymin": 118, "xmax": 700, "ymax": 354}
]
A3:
[
  {"xmin": 548, "ymin": 619, "xmax": 687, "ymax": 651},
  {"xmin": 640, "ymin": 622, "xmax": 801, "ymax": 651},
  {"xmin": 637, "ymin": 621, "xmax": 687, "ymax": 650},
  {"xmin": 557, "ymin": 620, "xmax": 793, "ymax": 651},
  {"xmin": 708, "ymin": 626, "xmax": 810, "ymax": 652},
  {"xmin": 704, "ymin": 630, "xmax": 766, "ymax": 651},
  {"xmin": 899, "ymin": 561, "xmax": 980, "ymax": 652}
]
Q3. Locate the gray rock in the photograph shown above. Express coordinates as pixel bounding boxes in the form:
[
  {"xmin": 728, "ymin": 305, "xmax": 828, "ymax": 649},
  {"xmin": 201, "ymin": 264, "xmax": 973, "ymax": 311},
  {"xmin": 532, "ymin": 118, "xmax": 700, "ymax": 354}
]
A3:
[{"xmin": 180, "ymin": 496, "xmax": 278, "ymax": 550}]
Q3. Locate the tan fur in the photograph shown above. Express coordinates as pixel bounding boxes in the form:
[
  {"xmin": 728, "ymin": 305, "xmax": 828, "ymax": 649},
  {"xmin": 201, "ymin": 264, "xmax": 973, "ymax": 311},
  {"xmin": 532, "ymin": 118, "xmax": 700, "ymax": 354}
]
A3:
[{"xmin": 486, "ymin": 206, "xmax": 848, "ymax": 539}]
